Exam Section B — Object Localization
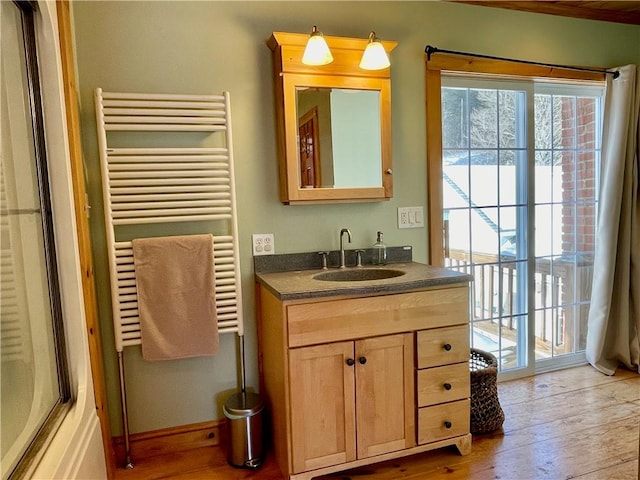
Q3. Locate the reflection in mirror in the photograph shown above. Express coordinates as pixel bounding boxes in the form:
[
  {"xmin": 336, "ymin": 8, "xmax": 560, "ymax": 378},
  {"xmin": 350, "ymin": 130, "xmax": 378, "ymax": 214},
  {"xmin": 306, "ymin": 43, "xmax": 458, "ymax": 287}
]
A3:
[{"xmin": 296, "ymin": 87, "xmax": 382, "ymax": 189}]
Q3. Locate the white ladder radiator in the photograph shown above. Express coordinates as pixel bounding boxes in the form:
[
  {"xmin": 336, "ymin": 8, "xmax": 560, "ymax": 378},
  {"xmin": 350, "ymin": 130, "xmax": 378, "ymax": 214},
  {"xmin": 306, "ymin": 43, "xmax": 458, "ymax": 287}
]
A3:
[{"xmin": 94, "ymin": 89, "xmax": 243, "ymax": 469}]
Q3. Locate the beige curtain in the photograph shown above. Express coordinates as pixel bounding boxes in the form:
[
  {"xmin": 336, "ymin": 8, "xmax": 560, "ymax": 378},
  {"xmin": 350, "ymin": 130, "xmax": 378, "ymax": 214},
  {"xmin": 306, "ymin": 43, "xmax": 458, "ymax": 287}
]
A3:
[{"xmin": 586, "ymin": 65, "xmax": 640, "ymax": 375}]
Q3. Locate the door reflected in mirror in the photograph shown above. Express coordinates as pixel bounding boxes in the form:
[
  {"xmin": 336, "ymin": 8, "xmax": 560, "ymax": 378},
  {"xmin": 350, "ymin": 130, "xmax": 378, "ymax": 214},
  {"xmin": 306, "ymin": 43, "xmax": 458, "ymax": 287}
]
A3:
[{"xmin": 296, "ymin": 87, "xmax": 382, "ymax": 189}]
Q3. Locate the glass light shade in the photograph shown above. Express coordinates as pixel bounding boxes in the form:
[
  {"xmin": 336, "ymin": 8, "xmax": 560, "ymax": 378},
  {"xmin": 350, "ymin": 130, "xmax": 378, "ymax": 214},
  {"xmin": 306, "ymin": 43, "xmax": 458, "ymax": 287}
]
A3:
[
  {"xmin": 360, "ymin": 34, "xmax": 390, "ymax": 70},
  {"xmin": 302, "ymin": 27, "xmax": 333, "ymax": 66}
]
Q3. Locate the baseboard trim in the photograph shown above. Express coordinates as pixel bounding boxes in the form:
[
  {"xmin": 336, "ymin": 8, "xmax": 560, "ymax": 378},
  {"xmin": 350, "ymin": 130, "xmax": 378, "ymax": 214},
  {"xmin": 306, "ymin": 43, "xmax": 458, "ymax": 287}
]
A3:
[{"xmin": 112, "ymin": 419, "xmax": 224, "ymax": 463}]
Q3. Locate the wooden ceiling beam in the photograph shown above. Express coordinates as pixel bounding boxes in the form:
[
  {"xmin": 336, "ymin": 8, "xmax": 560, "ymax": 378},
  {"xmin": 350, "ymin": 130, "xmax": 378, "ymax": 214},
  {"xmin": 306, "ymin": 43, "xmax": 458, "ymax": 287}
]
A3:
[{"xmin": 449, "ymin": 1, "xmax": 640, "ymax": 26}]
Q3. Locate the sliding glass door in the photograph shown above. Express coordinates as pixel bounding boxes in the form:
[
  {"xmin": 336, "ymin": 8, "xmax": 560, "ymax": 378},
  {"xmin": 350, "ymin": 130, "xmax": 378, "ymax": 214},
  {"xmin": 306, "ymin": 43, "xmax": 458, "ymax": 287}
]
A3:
[
  {"xmin": 441, "ymin": 76, "xmax": 602, "ymax": 378},
  {"xmin": 1, "ymin": 3, "xmax": 71, "ymax": 477}
]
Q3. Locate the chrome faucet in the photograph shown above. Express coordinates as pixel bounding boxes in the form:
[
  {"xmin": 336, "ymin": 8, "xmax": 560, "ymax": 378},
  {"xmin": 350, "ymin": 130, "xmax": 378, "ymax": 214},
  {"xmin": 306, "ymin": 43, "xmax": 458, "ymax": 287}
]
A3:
[{"xmin": 339, "ymin": 228, "xmax": 352, "ymax": 268}]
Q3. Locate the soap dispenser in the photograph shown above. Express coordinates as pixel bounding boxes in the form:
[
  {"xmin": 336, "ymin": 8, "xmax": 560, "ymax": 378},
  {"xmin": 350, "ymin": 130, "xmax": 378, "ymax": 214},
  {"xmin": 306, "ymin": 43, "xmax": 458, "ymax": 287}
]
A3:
[{"xmin": 372, "ymin": 231, "xmax": 387, "ymax": 265}]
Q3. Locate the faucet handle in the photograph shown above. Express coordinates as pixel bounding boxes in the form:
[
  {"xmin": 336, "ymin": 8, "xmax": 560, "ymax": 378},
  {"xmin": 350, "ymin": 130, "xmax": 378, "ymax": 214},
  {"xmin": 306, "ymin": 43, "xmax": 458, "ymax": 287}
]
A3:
[
  {"xmin": 317, "ymin": 251, "xmax": 329, "ymax": 269},
  {"xmin": 355, "ymin": 249, "xmax": 365, "ymax": 267}
]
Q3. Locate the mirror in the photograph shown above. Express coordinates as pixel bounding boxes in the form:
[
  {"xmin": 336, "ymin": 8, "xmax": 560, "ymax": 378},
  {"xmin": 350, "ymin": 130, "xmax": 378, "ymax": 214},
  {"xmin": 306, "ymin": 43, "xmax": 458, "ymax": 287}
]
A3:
[
  {"xmin": 268, "ymin": 32, "xmax": 396, "ymax": 204},
  {"xmin": 296, "ymin": 87, "xmax": 382, "ymax": 189}
]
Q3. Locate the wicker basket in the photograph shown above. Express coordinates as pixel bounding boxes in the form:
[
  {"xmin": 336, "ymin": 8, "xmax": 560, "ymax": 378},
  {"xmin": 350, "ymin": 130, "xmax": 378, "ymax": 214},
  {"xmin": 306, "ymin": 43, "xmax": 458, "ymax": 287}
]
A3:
[{"xmin": 469, "ymin": 348, "xmax": 505, "ymax": 434}]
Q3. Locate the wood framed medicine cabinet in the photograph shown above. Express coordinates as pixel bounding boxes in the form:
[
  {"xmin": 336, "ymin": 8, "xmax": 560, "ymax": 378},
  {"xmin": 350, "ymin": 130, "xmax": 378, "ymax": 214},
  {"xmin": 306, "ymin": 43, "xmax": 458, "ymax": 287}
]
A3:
[{"xmin": 268, "ymin": 32, "xmax": 397, "ymax": 204}]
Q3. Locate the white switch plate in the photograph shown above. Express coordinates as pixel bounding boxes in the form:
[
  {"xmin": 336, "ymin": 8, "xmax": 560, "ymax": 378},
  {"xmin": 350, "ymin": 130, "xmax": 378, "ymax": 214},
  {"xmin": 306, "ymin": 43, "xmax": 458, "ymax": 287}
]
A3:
[
  {"xmin": 398, "ymin": 206, "xmax": 424, "ymax": 229},
  {"xmin": 252, "ymin": 233, "xmax": 275, "ymax": 256}
]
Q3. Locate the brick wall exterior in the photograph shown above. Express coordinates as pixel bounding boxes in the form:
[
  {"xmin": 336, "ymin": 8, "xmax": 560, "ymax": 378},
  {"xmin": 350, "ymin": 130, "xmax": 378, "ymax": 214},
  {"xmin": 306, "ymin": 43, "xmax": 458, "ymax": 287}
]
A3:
[{"xmin": 560, "ymin": 96, "xmax": 598, "ymax": 255}]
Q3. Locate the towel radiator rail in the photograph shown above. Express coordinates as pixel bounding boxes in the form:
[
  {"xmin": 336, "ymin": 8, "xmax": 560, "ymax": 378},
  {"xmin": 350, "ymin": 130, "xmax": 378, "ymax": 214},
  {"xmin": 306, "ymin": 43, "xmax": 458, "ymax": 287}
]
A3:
[{"xmin": 95, "ymin": 89, "xmax": 243, "ymax": 469}]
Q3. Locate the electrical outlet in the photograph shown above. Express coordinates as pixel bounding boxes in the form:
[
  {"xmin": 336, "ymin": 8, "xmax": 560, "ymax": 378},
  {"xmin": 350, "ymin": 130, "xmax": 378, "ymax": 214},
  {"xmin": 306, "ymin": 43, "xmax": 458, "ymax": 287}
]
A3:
[
  {"xmin": 252, "ymin": 233, "xmax": 275, "ymax": 256},
  {"xmin": 398, "ymin": 207, "xmax": 424, "ymax": 229}
]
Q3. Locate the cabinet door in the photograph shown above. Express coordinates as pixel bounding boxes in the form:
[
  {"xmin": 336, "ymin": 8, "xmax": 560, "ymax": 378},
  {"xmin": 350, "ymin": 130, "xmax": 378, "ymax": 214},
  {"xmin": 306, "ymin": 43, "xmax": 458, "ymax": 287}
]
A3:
[
  {"xmin": 355, "ymin": 333, "xmax": 415, "ymax": 458},
  {"xmin": 289, "ymin": 342, "xmax": 356, "ymax": 473}
]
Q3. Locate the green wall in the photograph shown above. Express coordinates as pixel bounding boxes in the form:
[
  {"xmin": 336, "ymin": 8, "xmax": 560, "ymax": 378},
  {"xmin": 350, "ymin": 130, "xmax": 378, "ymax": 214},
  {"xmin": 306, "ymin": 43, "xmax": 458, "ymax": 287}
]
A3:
[{"xmin": 71, "ymin": 0, "xmax": 640, "ymax": 435}]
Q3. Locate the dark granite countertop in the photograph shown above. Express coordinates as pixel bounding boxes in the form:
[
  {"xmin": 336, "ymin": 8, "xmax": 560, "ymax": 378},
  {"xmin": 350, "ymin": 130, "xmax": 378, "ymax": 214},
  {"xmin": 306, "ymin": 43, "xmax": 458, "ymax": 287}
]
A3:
[{"xmin": 255, "ymin": 260, "xmax": 473, "ymax": 301}]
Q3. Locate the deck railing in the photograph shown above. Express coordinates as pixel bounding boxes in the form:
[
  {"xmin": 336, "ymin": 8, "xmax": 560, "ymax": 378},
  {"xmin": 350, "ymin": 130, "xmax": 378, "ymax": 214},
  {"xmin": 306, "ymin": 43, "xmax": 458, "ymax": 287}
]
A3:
[{"xmin": 445, "ymin": 250, "xmax": 593, "ymax": 365}]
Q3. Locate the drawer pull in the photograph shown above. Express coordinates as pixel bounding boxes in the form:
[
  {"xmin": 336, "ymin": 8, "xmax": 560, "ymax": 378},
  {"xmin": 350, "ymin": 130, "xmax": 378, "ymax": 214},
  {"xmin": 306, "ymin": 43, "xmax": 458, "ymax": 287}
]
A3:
[
  {"xmin": 443, "ymin": 382, "xmax": 452, "ymax": 390},
  {"xmin": 346, "ymin": 358, "xmax": 355, "ymax": 366},
  {"xmin": 443, "ymin": 343, "xmax": 452, "ymax": 351},
  {"xmin": 358, "ymin": 356, "xmax": 367, "ymax": 365},
  {"xmin": 444, "ymin": 421, "xmax": 452, "ymax": 429}
]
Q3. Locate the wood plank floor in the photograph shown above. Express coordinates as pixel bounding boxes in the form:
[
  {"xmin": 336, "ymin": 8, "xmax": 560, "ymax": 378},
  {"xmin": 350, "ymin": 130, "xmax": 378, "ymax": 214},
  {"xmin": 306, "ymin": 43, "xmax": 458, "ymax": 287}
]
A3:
[{"xmin": 114, "ymin": 365, "xmax": 640, "ymax": 480}]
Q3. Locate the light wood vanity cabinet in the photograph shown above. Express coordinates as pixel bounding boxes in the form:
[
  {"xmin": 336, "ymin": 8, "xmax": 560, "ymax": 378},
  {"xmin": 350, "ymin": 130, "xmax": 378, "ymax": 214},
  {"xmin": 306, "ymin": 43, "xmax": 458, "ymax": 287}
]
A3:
[
  {"xmin": 288, "ymin": 333, "xmax": 414, "ymax": 473},
  {"xmin": 257, "ymin": 282, "xmax": 472, "ymax": 480}
]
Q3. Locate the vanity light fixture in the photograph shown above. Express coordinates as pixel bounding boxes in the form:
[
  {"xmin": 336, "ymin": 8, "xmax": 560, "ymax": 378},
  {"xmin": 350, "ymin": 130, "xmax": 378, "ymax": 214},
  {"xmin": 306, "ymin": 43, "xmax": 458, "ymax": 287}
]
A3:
[
  {"xmin": 359, "ymin": 31, "xmax": 390, "ymax": 70},
  {"xmin": 302, "ymin": 26, "xmax": 333, "ymax": 66}
]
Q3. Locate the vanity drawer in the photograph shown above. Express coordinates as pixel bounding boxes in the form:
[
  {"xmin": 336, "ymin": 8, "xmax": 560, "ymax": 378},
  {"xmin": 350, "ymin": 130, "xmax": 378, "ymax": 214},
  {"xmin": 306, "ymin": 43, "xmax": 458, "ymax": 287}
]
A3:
[
  {"xmin": 287, "ymin": 287, "xmax": 468, "ymax": 347},
  {"xmin": 416, "ymin": 325, "xmax": 469, "ymax": 369},
  {"xmin": 417, "ymin": 399, "xmax": 470, "ymax": 445},
  {"xmin": 417, "ymin": 363, "xmax": 470, "ymax": 407}
]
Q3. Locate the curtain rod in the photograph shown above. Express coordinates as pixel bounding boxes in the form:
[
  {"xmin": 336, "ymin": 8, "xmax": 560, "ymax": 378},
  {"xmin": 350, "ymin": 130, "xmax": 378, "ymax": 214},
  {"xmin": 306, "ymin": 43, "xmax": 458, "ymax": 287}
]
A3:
[{"xmin": 425, "ymin": 45, "xmax": 619, "ymax": 79}]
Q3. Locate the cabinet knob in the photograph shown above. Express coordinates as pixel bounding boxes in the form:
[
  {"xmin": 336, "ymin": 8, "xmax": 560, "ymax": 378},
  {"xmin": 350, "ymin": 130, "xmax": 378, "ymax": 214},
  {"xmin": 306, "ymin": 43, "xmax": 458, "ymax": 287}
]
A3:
[
  {"xmin": 444, "ymin": 421, "xmax": 452, "ymax": 429},
  {"xmin": 346, "ymin": 358, "xmax": 355, "ymax": 366},
  {"xmin": 358, "ymin": 356, "xmax": 367, "ymax": 365},
  {"xmin": 443, "ymin": 343, "xmax": 452, "ymax": 351},
  {"xmin": 443, "ymin": 382, "xmax": 452, "ymax": 391}
]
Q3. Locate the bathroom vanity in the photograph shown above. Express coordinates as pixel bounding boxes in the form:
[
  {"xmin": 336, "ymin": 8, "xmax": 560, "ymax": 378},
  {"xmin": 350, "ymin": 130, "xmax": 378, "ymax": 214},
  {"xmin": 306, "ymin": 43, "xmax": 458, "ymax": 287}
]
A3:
[{"xmin": 255, "ymin": 252, "xmax": 473, "ymax": 480}]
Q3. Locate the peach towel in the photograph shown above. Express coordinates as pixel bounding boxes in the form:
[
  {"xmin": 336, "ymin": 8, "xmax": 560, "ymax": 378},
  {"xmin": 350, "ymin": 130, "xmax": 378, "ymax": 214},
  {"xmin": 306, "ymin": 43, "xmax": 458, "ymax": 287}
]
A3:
[{"xmin": 132, "ymin": 234, "xmax": 218, "ymax": 361}]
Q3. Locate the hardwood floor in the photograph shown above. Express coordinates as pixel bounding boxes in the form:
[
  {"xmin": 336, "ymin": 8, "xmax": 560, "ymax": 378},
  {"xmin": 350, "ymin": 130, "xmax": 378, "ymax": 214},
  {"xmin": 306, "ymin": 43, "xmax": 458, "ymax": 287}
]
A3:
[{"xmin": 113, "ymin": 365, "xmax": 639, "ymax": 480}]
